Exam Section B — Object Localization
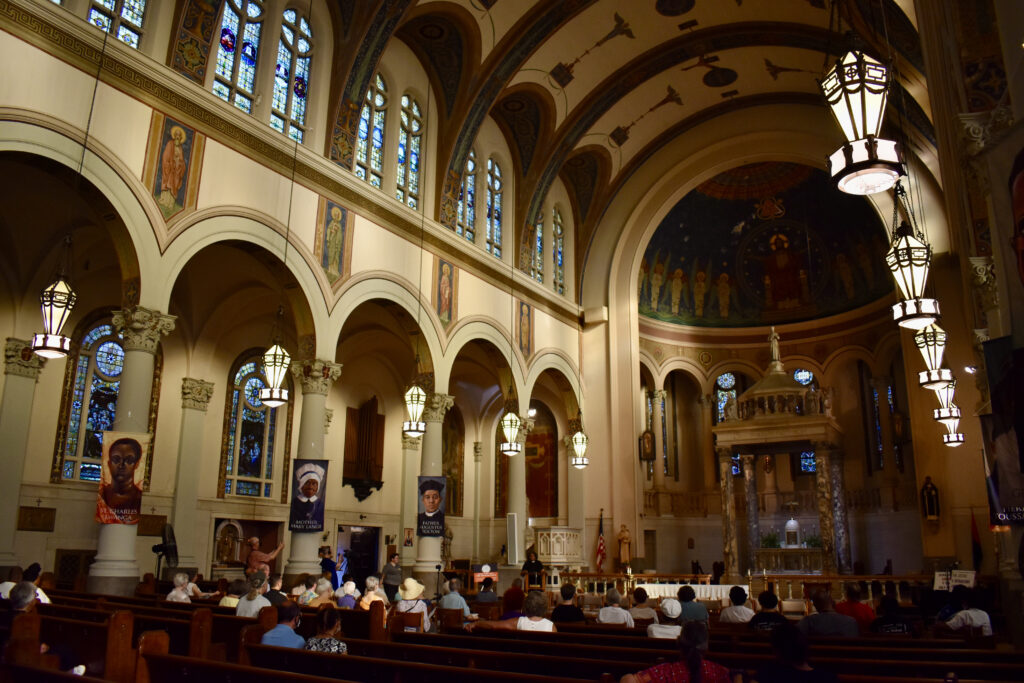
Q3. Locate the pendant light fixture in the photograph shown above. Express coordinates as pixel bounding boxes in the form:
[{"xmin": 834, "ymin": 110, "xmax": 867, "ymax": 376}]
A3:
[
  {"xmin": 570, "ymin": 416, "xmax": 589, "ymax": 469},
  {"xmin": 933, "ymin": 379, "xmax": 961, "ymax": 429},
  {"xmin": 942, "ymin": 421, "xmax": 965, "ymax": 447},
  {"xmin": 500, "ymin": 233, "xmax": 521, "ymax": 457},
  {"xmin": 886, "ymin": 182, "xmax": 939, "ymax": 330},
  {"xmin": 913, "ymin": 324, "xmax": 953, "ymax": 390}
]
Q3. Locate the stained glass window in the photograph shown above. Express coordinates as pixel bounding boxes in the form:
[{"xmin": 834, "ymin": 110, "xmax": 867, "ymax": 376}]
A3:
[
  {"xmin": 715, "ymin": 373, "xmax": 737, "ymax": 423},
  {"xmin": 396, "ymin": 94, "xmax": 422, "ymax": 207},
  {"xmin": 270, "ymin": 8, "xmax": 313, "ymax": 143},
  {"xmin": 456, "ymin": 149, "xmax": 477, "ymax": 241},
  {"xmin": 660, "ymin": 394, "xmax": 668, "ymax": 475},
  {"xmin": 871, "ymin": 387, "xmax": 884, "ymax": 470},
  {"xmin": 486, "ymin": 157, "xmax": 503, "ymax": 258},
  {"xmin": 553, "ymin": 207, "xmax": 565, "ymax": 295},
  {"xmin": 731, "ymin": 455, "xmax": 741, "ymax": 476},
  {"xmin": 717, "ymin": 373, "xmax": 736, "ymax": 389},
  {"xmin": 799, "ymin": 450, "xmax": 816, "ymax": 473},
  {"xmin": 793, "ymin": 368, "xmax": 814, "ymax": 386},
  {"xmin": 355, "ymin": 74, "xmax": 387, "ymax": 187},
  {"xmin": 531, "ymin": 212, "xmax": 544, "ymax": 282},
  {"xmin": 88, "ymin": 0, "xmax": 147, "ymax": 49},
  {"xmin": 212, "ymin": 0, "xmax": 263, "ymax": 114},
  {"xmin": 221, "ymin": 356, "xmax": 285, "ymax": 498}
]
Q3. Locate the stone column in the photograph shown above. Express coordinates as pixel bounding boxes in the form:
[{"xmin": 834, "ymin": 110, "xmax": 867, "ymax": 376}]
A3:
[
  {"xmin": 718, "ymin": 449, "xmax": 739, "ymax": 582},
  {"xmin": 699, "ymin": 395, "xmax": 716, "ymax": 490},
  {"xmin": 283, "ymin": 358, "xmax": 342, "ymax": 578},
  {"xmin": 472, "ymin": 442, "xmax": 482, "ymax": 563},
  {"xmin": 399, "ymin": 434, "xmax": 421, "ymax": 565},
  {"xmin": 813, "ymin": 447, "xmax": 837, "ymax": 575},
  {"xmin": 762, "ymin": 455, "xmax": 779, "ymax": 514},
  {"xmin": 828, "ymin": 447, "xmax": 852, "ymax": 573},
  {"xmin": 172, "ymin": 378, "xmax": 215, "ymax": 569},
  {"xmin": 741, "ymin": 454, "xmax": 760, "ymax": 573},
  {"xmin": 414, "ymin": 392, "xmax": 453, "ymax": 584},
  {"xmin": 89, "ymin": 307, "xmax": 175, "ymax": 595},
  {"xmin": 650, "ymin": 390, "xmax": 667, "ymax": 490},
  {"xmin": 508, "ymin": 417, "xmax": 533, "ymax": 564},
  {"xmin": 0, "ymin": 339, "xmax": 45, "ymax": 565}
]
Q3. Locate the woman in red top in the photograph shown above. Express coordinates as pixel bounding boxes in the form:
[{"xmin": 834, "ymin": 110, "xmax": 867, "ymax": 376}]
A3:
[{"xmin": 620, "ymin": 621, "xmax": 735, "ymax": 683}]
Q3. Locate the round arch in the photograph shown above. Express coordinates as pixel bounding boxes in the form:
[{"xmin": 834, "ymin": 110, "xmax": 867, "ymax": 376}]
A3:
[
  {"xmin": 442, "ymin": 317, "xmax": 527, "ymax": 397},
  {"xmin": 704, "ymin": 361, "xmax": 763, "ymax": 395},
  {"xmin": 656, "ymin": 360, "xmax": 704, "ymax": 392},
  {"xmin": 524, "ymin": 350, "xmax": 581, "ymax": 414}
]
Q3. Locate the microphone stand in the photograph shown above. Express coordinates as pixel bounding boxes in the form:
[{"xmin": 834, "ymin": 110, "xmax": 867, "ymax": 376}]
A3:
[{"xmin": 434, "ymin": 563, "xmax": 443, "ymax": 602}]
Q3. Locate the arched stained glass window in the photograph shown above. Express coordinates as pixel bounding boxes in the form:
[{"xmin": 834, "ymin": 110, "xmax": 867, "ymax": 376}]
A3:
[
  {"xmin": 396, "ymin": 94, "xmax": 422, "ymax": 208},
  {"xmin": 53, "ymin": 319, "xmax": 161, "ymax": 484},
  {"xmin": 531, "ymin": 212, "xmax": 544, "ymax": 282},
  {"xmin": 793, "ymin": 368, "xmax": 814, "ymax": 386},
  {"xmin": 88, "ymin": 0, "xmax": 148, "ymax": 49},
  {"xmin": 270, "ymin": 8, "xmax": 313, "ymax": 142},
  {"xmin": 553, "ymin": 207, "xmax": 565, "ymax": 295},
  {"xmin": 456, "ymin": 149, "xmax": 476, "ymax": 242},
  {"xmin": 486, "ymin": 157, "xmax": 503, "ymax": 258},
  {"xmin": 715, "ymin": 373, "xmax": 737, "ymax": 423},
  {"xmin": 220, "ymin": 356, "xmax": 291, "ymax": 499},
  {"xmin": 213, "ymin": 0, "xmax": 264, "ymax": 114},
  {"xmin": 355, "ymin": 73, "xmax": 387, "ymax": 187}
]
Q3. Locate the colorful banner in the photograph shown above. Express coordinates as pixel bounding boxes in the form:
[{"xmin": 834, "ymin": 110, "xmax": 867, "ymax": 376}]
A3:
[
  {"xmin": 417, "ymin": 476, "xmax": 445, "ymax": 537},
  {"xmin": 96, "ymin": 432, "xmax": 150, "ymax": 524},
  {"xmin": 289, "ymin": 459, "xmax": 328, "ymax": 532},
  {"xmin": 981, "ymin": 337, "xmax": 1024, "ymax": 525}
]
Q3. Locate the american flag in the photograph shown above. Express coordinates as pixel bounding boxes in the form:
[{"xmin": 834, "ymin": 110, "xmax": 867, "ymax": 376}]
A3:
[{"xmin": 595, "ymin": 510, "xmax": 606, "ymax": 572}]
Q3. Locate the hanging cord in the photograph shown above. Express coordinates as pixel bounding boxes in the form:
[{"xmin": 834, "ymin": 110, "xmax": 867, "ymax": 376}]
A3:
[{"xmin": 413, "ymin": 88, "xmax": 431, "ymax": 373}]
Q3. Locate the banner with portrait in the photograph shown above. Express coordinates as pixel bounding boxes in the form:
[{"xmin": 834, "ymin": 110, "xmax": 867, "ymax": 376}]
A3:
[
  {"xmin": 96, "ymin": 431, "xmax": 150, "ymax": 524},
  {"xmin": 289, "ymin": 459, "xmax": 328, "ymax": 531},
  {"xmin": 417, "ymin": 476, "xmax": 446, "ymax": 537},
  {"xmin": 982, "ymin": 337, "xmax": 1024, "ymax": 525}
]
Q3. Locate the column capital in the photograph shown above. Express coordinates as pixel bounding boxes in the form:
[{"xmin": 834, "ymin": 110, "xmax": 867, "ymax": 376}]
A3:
[
  {"xmin": 402, "ymin": 434, "xmax": 422, "ymax": 449},
  {"xmin": 112, "ymin": 306, "xmax": 176, "ymax": 353},
  {"xmin": 651, "ymin": 389, "xmax": 667, "ymax": 401},
  {"xmin": 739, "ymin": 453, "xmax": 755, "ymax": 463},
  {"xmin": 423, "ymin": 393, "xmax": 454, "ymax": 422},
  {"xmin": 716, "ymin": 447, "xmax": 733, "ymax": 461},
  {"xmin": 517, "ymin": 417, "xmax": 535, "ymax": 444},
  {"xmin": 4, "ymin": 338, "xmax": 45, "ymax": 380},
  {"xmin": 290, "ymin": 359, "xmax": 342, "ymax": 395},
  {"xmin": 324, "ymin": 407, "xmax": 334, "ymax": 434},
  {"xmin": 473, "ymin": 441, "xmax": 483, "ymax": 460},
  {"xmin": 180, "ymin": 377, "xmax": 214, "ymax": 411}
]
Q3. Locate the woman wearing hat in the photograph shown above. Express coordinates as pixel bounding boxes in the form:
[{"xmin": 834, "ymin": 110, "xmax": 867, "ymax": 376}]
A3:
[{"xmin": 395, "ymin": 577, "xmax": 432, "ymax": 631}]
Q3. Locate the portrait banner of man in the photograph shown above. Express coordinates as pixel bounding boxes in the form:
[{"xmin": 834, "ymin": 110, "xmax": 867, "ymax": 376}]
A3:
[
  {"xmin": 289, "ymin": 459, "xmax": 328, "ymax": 532},
  {"xmin": 417, "ymin": 476, "xmax": 446, "ymax": 537},
  {"xmin": 96, "ymin": 431, "xmax": 150, "ymax": 525}
]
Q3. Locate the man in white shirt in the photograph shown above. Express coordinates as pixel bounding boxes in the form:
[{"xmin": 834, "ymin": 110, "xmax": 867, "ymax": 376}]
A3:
[
  {"xmin": 719, "ymin": 586, "xmax": 756, "ymax": 623},
  {"xmin": 597, "ymin": 588, "xmax": 635, "ymax": 627},
  {"xmin": 944, "ymin": 590, "xmax": 993, "ymax": 636}
]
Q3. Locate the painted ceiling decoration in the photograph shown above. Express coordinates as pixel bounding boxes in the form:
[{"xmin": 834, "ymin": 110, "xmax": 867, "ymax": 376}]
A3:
[{"xmin": 638, "ymin": 162, "xmax": 893, "ymax": 328}]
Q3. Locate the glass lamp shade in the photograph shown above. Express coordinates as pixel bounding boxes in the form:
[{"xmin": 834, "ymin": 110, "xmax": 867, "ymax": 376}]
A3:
[
  {"xmin": 501, "ymin": 410, "xmax": 521, "ymax": 445},
  {"xmin": 402, "ymin": 384, "xmax": 426, "ymax": 437},
  {"xmin": 820, "ymin": 51, "xmax": 889, "ymax": 142},
  {"xmin": 914, "ymin": 324, "xmax": 947, "ymax": 372},
  {"xmin": 892, "ymin": 297, "xmax": 940, "ymax": 330},
  {"xmin": 934, "ymin": 404, "xmax": 962, "ymax": 428},
  {"xmin": 259, "ymin": 343, "xmax": 291, "ymax": 408},
  {"xmin": 259, "ymin": 386, "xmax": 289, "ymax": 408},
  {"xmin": 919, "ymin": 367, "xmax": 954, "ymax": 390},
  {"xmin": 827, "ymin": 138, "xmax": 902, "ymax": 195},
  {"xmin": 943, "ymin": 424, "xmax": 965, "ymax": 447},
  {"xmin": 934, "ymin": 380, "xmax": 956, "ymax": 410},
  {"xmin": 500, "ymin": 440, "xmax": 522, "ymax": 456},
  {"xmin": 570, "ymin": 452, "xmax": 589, "ymax": 469},
  {"xmin": 32, "ymin": 277, "xmax": 77, "ymax": 358},
  {"xmin": 570, "ymin": 429, "xmax": 589, "ymax": 469},
  {"xmin": 886, "ymin": 221, "xmax": 931, "ymax": 301}
]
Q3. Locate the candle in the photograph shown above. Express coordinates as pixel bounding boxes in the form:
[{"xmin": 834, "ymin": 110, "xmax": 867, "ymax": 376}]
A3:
[{"xmin": 763, "ymin": 568, "xmax": 766, "ymax": 577}]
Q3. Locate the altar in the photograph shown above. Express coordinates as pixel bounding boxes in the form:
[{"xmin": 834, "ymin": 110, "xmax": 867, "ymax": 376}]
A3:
[
  {"xmin": 753, "ymin": 548, "xmax": 824, "ymax": 574},
  {"xmin": 636, "ymin": 583, "xmax": 744, "ymax": 602}
]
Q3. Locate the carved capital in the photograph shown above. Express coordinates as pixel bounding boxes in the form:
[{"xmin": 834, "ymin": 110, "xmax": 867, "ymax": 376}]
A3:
[
  {"xmin": 473, "ymin": 441, "xmax": 483, "ymax": 459},
  {"xmin": 289, "ymin": 359, "xmax": 342, "ymax": 395},
  {"xmin": 959, "ymin": 106, "xmax": 1014, "ymax": 156},
  {"xmin": 716, "ymin": 447, "xmax": 733, "ymax": 461},
  {"xmin": 517, "ymin": 417, "xmax": 535, "ymax": 444},
  {"xmin": 401, "ymin": 434, "xmax": 422, "ymax": 449},
  {"xmin": 324, "ymin": 407, "xmax": 334, "ymax": 434},
  {"xmin": 4, "ymin": 338, "xmax": 45, "ymax": 380},
  {"xmin": 112, "ymin": 307, "xmax": 176, "ymax": 353},
  {"xmin": 969, "ymin": 256, "xmax": 999, "ymax": 311},
  {"xmin": 651, "ymin": 389, "xmax": 666, "ymax": 402},
  {"xmin": 422, "ymin": 393, "xmax": 454, "ymax": 422},
  {"xmin": 181, "ymin": 377, "xmax": 214, "ymax": 411}
]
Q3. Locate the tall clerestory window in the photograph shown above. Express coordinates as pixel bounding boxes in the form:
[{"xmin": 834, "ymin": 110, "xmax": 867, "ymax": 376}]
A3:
[
  {"xmin": 486, "ymin": 157, "xmax": 503, "ymax": 258},
  {"xmin": 553, "ymin": 206, "xmax": 565, "ymax": 295},
  {"xmin": 456, "ymin": 149, "xmax": 476, "ymax": 242},
  {"xmin": 396, "ymin": 94, "xmax": 422, "ymax": 208},
  {"xmin": 213, "ymin": 0, "xmax": 264, "ymax": 114},
  {"xmin": 219, "ymin": 355, "xmax": 291, "ymax": 499},
  {"xmin": 355, "ymin": 73, "xmax": 387, "ymax": 187},
  {"xmin": 531, "ymin": 212, "xmax": 544, "ymax": 283},
  {"xmin": 88, "ymin": 0, "xmax": 147, "ymax": 49},
  {"xmin": 270, "ymin": 8, "xmax": 313, "ymax": 143}
]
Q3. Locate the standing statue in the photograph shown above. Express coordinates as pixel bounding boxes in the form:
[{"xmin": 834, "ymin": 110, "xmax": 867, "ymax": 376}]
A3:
[
  {"xmin": 441, "ymin": 524, "xmax": 454, "ymax": 567},
  {"xmin": 920, "ymin": 476, "xmax": 940, "ymax": 521},
  {"xmin": 768, "ymin": 325, "xmax": 781, "ymax": 363},
  {"xmin": 617, "ymin": 525, "xmax": 632, "ymax": 567}
]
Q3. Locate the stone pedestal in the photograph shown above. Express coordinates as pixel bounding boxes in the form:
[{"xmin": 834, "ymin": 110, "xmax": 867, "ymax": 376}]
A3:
[
  {"xmin": 172, "ymin": 378, "xmax": 215, "ymax": 569},
  {"xmin": 413, "ymin": 393, "xmax": 452, "ymax": 583}
]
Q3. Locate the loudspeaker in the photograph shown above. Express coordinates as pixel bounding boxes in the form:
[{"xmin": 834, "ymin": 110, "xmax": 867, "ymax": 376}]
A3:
[{"xmin": 506, "ymin": 513, "xmax": 521, "ymax": 565}]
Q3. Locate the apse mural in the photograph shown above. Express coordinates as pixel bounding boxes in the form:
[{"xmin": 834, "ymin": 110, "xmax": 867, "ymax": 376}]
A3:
[{"xmin": 639, "ymin": 162, "xmax": 892, "ymax": 327}]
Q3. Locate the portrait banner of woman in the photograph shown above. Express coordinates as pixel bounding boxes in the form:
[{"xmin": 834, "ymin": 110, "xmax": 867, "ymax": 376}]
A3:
[
  {"xmin": 95, "ymin": 431, "xmax": 150, "ymax": 524},
  {"xmin": 289, "ymin": 459, "xmax": 328, "ymax": 532}
]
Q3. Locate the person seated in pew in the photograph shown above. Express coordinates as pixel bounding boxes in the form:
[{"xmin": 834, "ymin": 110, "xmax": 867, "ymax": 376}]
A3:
[
  {"xmin": 337, "ymin": 581, "xmax": 358, "ymax": 609},
  {"xmin": 597, "ymin": 588, "xmax": 634, "ymax": 627},
  {"xmin": 185, "ymin": 571, "xmax": 213, "ymax": 600},
  {"xmin": 439, "ymin": 578, "xmax": 478, "ymax": 621},
  {"xmin": 870, "ymin": 596, "xmax": 917, "ymax": 635},
  {"xmin": 358, "ymin": 576, "xmax": 387, "ymax": 610},
  {"xmin": 500, "ymin": 577, "xmax": 526, "ymax": 619},
  {"xmin": 265, "ymin": 574, "xmax": 288, "ymax": 607},
  {"xmin": 748, "ymin": 591, "xmax": 788, "ymax": 632},
  {"xmin": 308, "ymin": 578, "xmax": 335, "ymax": 608},
  {"xmin": 297, "ymin": 576, "xmax": 318, "ymax": 606},
  {"xmin": 219, "ymin": 579, "xmax": 247, "ymax": 608},
  {"xmin": 754, "ymin": 622, "xmax": 838, "ymax": 683},
  {"xmin": 620, "ymin": 621, "xmax": 733, "ymax": 683},
  {"xmin": 261, "ymin": 600, "xmax": 304, "ymax": 649},
  {"xmin": 21, "ymin": 563, "xmax": 50, "ymax": 604},
  {"xmin": 677, "ymin": 585, "xmax": 709, "ymax": 626},
  {"xmin": 647, "ymin": 598, "xmax": 682, "ymax": 640},
  {"xmin": 0, "ymin": 566, "xmax": 22, "ymax": 599},
  {"xmin": 834, "ymin": 584, "xmax": 874, "ymax": 632},
  {"xmin": 938, "ymin": 587, "xmax": 992, "ymax": 637},
  {"xmin": 629, "ymin": 587, "xmax": 659, "ymax": 623},
  {"xmin": 475, "ymin": 577, "xmax": 499, "ymax": 603},
  {"xmin": 237, "ymin": 571, "xmax": 271, "ymax": 618},
  {"xmin": 935, "ymin": 584, "xmax": 969, "ymax": 622},
  {"xmin": 719, "ymin": 586, "xmax": 755, "ymax": 624},
  {"xmin": 550, "ymin": 583, "xmax": 585, "ymax": 623},
  {"xmin": 797, "ymin": 590, "xmax": 857, "ymax": 638},
  {"xmin": 394, "ymin": 577, "xmax": 432, "ymax": 632},
  {"xmin": 166, "ymin": 572, "xmax": 192, "ymax": 603},
  {"xmin": 469, "ymin": 590, "xmax": 557, "ymax": 633},
  {"xmin": 2, "ymin": 582, "xmax": 85, "ymax": 675},
  {"xmin": 304, "ymin": 606, "xmax": 347, "ymax": 654},
  {"xmin": 340, "ymin": 573, "xmax": 361, "ymax": 599}
]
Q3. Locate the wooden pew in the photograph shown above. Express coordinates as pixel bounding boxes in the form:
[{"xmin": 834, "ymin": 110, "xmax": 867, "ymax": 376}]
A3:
[
  {"xmin": 295, "ymin": 601, "xmax": 387, "ymax": 642},
  {"xmin": 393, "ymin": 631, "xmax": 672, "ymax": 665},
  {"xmin": 4, "ymin": 610, "xmax": 135, "ymax": 682},
  {"xmin": 0, "ymin": 663, "xmax": 109, "ymax": 682}
]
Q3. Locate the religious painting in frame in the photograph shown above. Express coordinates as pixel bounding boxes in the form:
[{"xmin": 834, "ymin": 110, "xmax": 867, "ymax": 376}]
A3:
[
  {"xmin": 313, "ymin": 198, "xmax": 355, "ymax": 287},
  {"xmin": 143, "ymin": 112, "xmax": 204, "ymax": 222},
  {"xmin": 516, "ymin": 300, "xmax": 532, "ymax": 359},
  {"xmin": 432, "ymin": 257, "xmax": 458, "ymax": 330}
]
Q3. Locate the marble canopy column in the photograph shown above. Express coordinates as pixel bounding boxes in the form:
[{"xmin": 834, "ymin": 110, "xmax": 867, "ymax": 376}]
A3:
[
  {"xmin": 741, "ymin": 454, "xmax": 760, "ymax": 572},
  {"xmin": 414, "ymin": 392, "xmax": 453, "ymax": 582},
  {"xmin": 699, "ymin": 395, "xmax": 717, "ymax": 489},
  {"xmin": 472, "ymin": 441, "xmax": 482, "ymax": 563},
  {"xmin": 813, "ymin": 446, "xmax": 838, "ymax": 575},
  {"xmin": 283, "ymin": 358, "xmax": 342, "ymax": 579},
  {"xmin": 0, "ymin": 339, "xmax": 45, "ymax": 565},
  {"xmin": 399, "ymin": 433, "xmax": 421, "ymax": 565},
  {"xmin": 762, "ymin": 455, "xmax": 779, "ymax": 514},
  {"xmin": 718, "ymin": 448, "xmax": 739, "ymax": 582},
  {"xmin": 172, "ymin": 378, "xmax": 215, "ymax": 569},
  {"xmin": 828, "ymin": 447, "xmax": 852, "ymax": 573},
  {"xmin": 89, "ymin": 307, "xmax": 175, "ymax": 595},
  {"xmin": 650, "ymin": 390, "xmax": 667, "ymax": 490}
]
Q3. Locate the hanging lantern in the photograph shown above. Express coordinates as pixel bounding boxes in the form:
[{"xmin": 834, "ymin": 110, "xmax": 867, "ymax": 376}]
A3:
[
  {"xmin": 259, "ymin": 343, "xmax": 290, "ymax": 408},
  {"xmin": 570, "ymin": 429, "xmax": 589, "ymax": 469},
  {"xmin": 820, "ymin": 51, "xmax": 903, "ymax": 195},
  {"xmin": 403, "ymin": 384, "xmax": 426, "ymax": 438},
  {"xmin": 942, "ymin": 417, "xmax": 964, "ymax": 447},
  {"xmin": 886, "ymin": 220, "xmax": 940, "ymax": 329},
  {"xmin": 932, "ymin": 379, "xmax": 961, "ymax": 428},
  {"xmin": 914, "ymin": 324, "xmax": 953, "ymax": 388},
  {"xmin": 500, "ymin": 409, "xmax": 522, "ymax": 456},
  {"xmin": 31, "ymin": 277, "xmax": 77, "ymax": 359}
]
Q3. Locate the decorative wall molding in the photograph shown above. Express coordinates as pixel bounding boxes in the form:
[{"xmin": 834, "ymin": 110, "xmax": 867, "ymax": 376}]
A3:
[
  {"xmin": 180, "ymin": 377, "xmax": 214, "ymax": 411},
  {"xmin": 4, "ymin": 337, "xmax": 45, "ymax": 379}
]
